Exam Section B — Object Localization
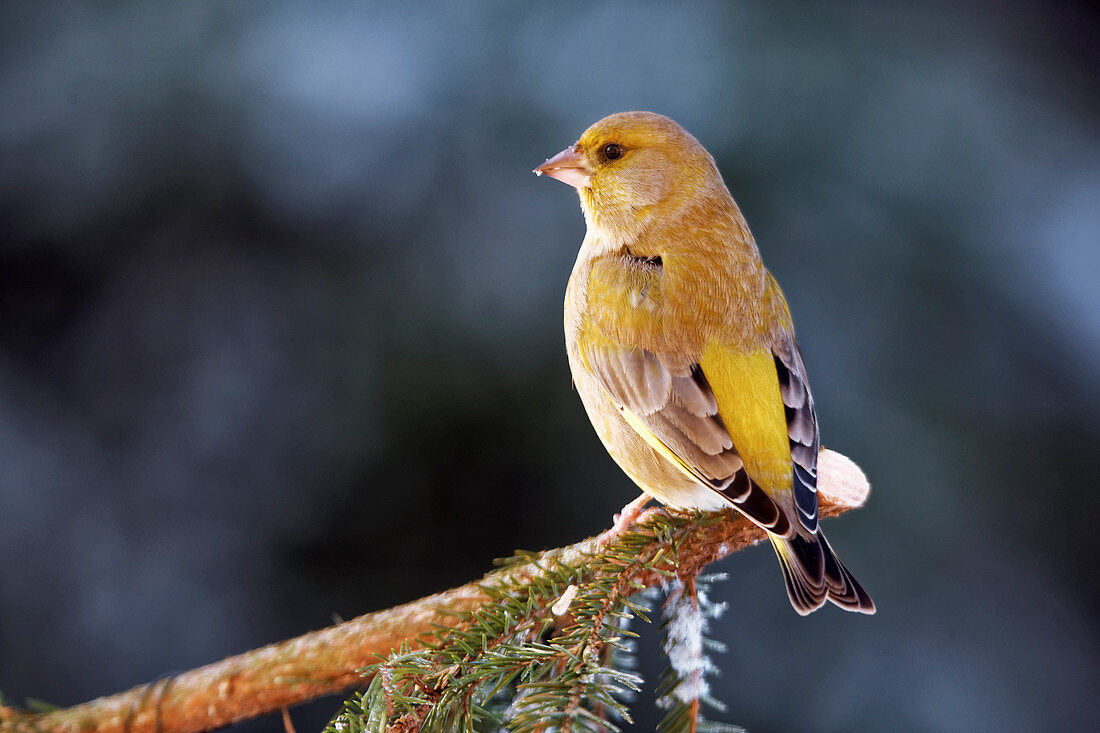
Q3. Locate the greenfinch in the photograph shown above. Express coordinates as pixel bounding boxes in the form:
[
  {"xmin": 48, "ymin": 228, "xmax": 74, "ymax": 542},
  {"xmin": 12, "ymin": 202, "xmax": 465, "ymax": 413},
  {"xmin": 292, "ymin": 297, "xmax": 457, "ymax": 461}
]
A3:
[{"xmin": 535, "ymin": 112, "xmax": 874, "ymax": 615}]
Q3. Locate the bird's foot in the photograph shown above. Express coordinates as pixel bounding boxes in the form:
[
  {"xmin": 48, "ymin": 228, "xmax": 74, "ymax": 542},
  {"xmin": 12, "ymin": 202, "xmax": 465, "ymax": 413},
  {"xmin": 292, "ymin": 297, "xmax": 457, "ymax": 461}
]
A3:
[
  {"xmin": 613, "ymin": 492, "xmax": 654, "ymax": 529},
  {"xmin": 599, "ymin": 493, "xmax": 660, "ymax": 546}
]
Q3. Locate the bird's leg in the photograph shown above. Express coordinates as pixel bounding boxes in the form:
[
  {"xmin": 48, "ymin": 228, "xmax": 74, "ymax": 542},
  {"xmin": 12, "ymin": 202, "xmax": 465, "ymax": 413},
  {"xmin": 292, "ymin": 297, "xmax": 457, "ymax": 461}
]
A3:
[
  {"xmin": 614, "ymin": 492, "xmax": 653, "ymax": 528},
  {"xmin": 599, "ymin": 492, "xmax": 660, "ymax": 546}
]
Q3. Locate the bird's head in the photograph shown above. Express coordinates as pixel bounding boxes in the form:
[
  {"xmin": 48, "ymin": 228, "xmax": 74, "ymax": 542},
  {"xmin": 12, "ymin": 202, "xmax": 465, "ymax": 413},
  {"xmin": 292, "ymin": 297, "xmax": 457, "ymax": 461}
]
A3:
[{"xmin": 534, "ymin": 111, "xmax": 722, "ymax": 241}]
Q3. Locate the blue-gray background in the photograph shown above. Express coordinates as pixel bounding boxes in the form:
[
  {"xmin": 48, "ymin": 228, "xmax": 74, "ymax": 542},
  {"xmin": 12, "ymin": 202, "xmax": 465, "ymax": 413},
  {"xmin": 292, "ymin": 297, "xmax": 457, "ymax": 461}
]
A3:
[{"xmin": 1, "ymin": 2, "xmax": 1097, "ymax": 731}]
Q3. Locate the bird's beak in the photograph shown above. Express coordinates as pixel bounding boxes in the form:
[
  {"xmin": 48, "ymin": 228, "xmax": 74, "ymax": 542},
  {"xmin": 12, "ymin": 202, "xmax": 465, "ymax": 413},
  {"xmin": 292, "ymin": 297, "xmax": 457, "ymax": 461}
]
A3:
[{"xmin": 533, "ymin": 146, "xmax": 593, "ymax": 190}]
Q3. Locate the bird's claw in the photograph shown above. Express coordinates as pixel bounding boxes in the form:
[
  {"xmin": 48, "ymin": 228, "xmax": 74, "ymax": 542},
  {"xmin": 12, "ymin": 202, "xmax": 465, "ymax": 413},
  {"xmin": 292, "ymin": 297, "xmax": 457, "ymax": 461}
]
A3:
[{"xmin": 599, "ymin": 493, "xmax": 658, "ymax": 546}]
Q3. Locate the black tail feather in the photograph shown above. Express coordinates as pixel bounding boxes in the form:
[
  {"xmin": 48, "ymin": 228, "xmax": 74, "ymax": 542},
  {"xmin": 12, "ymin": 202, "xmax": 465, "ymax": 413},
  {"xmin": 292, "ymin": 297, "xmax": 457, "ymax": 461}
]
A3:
[
  {"xmin": 770, "ymin": 530, "xmax": 875, "ymax": 615},
  {"xmin": 819, "ymin": 532, "xmax": 876, "ymax": 613}
]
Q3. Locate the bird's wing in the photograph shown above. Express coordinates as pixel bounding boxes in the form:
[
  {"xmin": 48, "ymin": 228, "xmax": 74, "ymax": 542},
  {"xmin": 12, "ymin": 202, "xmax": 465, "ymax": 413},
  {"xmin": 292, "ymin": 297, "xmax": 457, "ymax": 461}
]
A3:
[
  {"xmin": 773, "ymin": 340, "xmax": 821, "ymax": 534},
  {"xmin": 582, "ymin": 340, "xmax": 791, "ymax": 535}
]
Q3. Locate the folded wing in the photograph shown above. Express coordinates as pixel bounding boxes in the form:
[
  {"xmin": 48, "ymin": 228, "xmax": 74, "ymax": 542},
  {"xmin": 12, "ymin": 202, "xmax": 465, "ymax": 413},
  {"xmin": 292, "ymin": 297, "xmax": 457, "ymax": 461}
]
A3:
[{"xmin": 583, "ymin": 342, "xmax": 791, "ymax": 535}]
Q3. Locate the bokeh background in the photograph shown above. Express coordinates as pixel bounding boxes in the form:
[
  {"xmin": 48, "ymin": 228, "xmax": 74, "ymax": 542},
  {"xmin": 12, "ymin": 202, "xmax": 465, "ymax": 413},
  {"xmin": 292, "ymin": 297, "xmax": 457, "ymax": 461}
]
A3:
[{"xmin": 1, "ymin": 1, "xmax": 1098, "ymax": 731}]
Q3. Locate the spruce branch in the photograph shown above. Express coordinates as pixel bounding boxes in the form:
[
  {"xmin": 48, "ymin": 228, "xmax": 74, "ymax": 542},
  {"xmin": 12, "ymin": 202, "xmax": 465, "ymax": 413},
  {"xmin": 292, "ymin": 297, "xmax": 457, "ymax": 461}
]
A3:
[
  {"xmin": 656, "ymin": 575, "xmax": 741, "ymax": 733},
  {"xmin": 0, "ymin": 449, "xmax": 869, "ymax": 733}
]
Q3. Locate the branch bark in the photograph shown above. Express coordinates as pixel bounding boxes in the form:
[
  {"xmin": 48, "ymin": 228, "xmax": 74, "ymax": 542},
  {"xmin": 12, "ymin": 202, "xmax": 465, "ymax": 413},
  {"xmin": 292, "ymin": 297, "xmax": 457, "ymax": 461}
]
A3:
[{"xmin": 0, "ymin": 449, "xmax": 870, "ymax": 733}]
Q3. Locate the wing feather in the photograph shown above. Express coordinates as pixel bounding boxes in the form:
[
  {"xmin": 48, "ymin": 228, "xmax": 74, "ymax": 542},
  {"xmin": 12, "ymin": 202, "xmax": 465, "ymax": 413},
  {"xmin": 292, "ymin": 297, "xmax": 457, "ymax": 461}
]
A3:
[
  {"xmin": 773, "ymin": 343, "xmax": 821, "ymax": 532},
  {"xmin": 583, "ymin": 341, "xmax": 790, "ymax": 535}
]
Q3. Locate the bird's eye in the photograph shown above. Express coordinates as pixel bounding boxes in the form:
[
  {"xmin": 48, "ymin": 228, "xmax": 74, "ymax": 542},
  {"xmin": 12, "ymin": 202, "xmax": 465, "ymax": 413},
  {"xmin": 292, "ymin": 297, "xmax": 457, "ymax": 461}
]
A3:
[{"xmin": 603, "ymin": 143, "xmax": 623, "ymax": 161}]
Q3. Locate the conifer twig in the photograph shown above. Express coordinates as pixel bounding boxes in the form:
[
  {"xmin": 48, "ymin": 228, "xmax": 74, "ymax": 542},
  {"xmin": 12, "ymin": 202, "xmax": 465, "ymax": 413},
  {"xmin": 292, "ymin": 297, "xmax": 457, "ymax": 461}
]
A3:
[{"xmin": 0, "ymin": 449, "xmax": 870, "ymax": 733}]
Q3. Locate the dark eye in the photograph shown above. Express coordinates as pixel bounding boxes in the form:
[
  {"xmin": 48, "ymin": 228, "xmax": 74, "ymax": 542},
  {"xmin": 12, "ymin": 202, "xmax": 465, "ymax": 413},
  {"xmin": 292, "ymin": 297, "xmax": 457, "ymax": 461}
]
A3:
[{"xmin": 603, "ymin": 143, "xmax": 623, "ymax": 160}]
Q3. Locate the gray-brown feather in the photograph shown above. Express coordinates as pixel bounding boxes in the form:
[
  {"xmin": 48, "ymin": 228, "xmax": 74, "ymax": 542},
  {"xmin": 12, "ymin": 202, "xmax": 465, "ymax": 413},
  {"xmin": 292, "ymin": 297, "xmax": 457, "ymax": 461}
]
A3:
[{"xmin": 584, "ymin": 343, "xmax": 791, "ymax": 534}]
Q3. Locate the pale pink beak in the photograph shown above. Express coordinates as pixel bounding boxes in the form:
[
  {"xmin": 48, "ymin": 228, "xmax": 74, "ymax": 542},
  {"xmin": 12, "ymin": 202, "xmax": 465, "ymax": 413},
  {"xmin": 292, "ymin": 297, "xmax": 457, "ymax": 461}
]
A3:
[{"xmin": 533, "ymin": 145, "xmax": 593, "ymax": 190}]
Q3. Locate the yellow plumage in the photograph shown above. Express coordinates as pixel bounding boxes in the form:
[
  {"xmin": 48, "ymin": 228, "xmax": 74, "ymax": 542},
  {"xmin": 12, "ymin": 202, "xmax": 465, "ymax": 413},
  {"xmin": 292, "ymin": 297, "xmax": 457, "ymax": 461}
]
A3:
[
  {"xmin": 537, "ymin": 111, "xmax": 874, "ymax": 615},
  {"xmin": 699, "ymin": 345, "xmax": 791, "ymax": 493}
]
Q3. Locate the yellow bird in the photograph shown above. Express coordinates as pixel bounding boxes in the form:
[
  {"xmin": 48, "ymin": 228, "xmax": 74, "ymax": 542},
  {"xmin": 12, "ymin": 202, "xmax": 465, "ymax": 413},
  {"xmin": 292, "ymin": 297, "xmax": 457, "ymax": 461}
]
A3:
[{"xmin": 535, "ymin": 111, "xmax": 874, "ymax": 615}]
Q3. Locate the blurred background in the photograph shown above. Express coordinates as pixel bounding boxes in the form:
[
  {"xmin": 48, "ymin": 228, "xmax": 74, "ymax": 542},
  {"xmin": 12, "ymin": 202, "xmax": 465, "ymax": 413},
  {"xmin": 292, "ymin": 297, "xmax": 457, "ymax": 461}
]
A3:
[{"xmin": 1, "ymin": 1, "xmax": 1097, "ymax": 731}]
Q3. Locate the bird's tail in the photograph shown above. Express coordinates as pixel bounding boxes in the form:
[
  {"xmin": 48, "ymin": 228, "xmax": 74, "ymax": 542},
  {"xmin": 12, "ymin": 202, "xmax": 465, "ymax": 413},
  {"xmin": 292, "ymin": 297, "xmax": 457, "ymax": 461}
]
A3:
[{"xmin": 769, "ymin": 531, "xmax": 876, "ymax": 616}]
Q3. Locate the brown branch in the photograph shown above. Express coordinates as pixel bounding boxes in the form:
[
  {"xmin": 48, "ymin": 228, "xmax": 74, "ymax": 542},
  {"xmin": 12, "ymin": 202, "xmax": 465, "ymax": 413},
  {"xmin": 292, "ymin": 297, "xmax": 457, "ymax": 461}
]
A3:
[{"xmin": 0, "ymin": 449, "xmax": 870, "ymax": 733}]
